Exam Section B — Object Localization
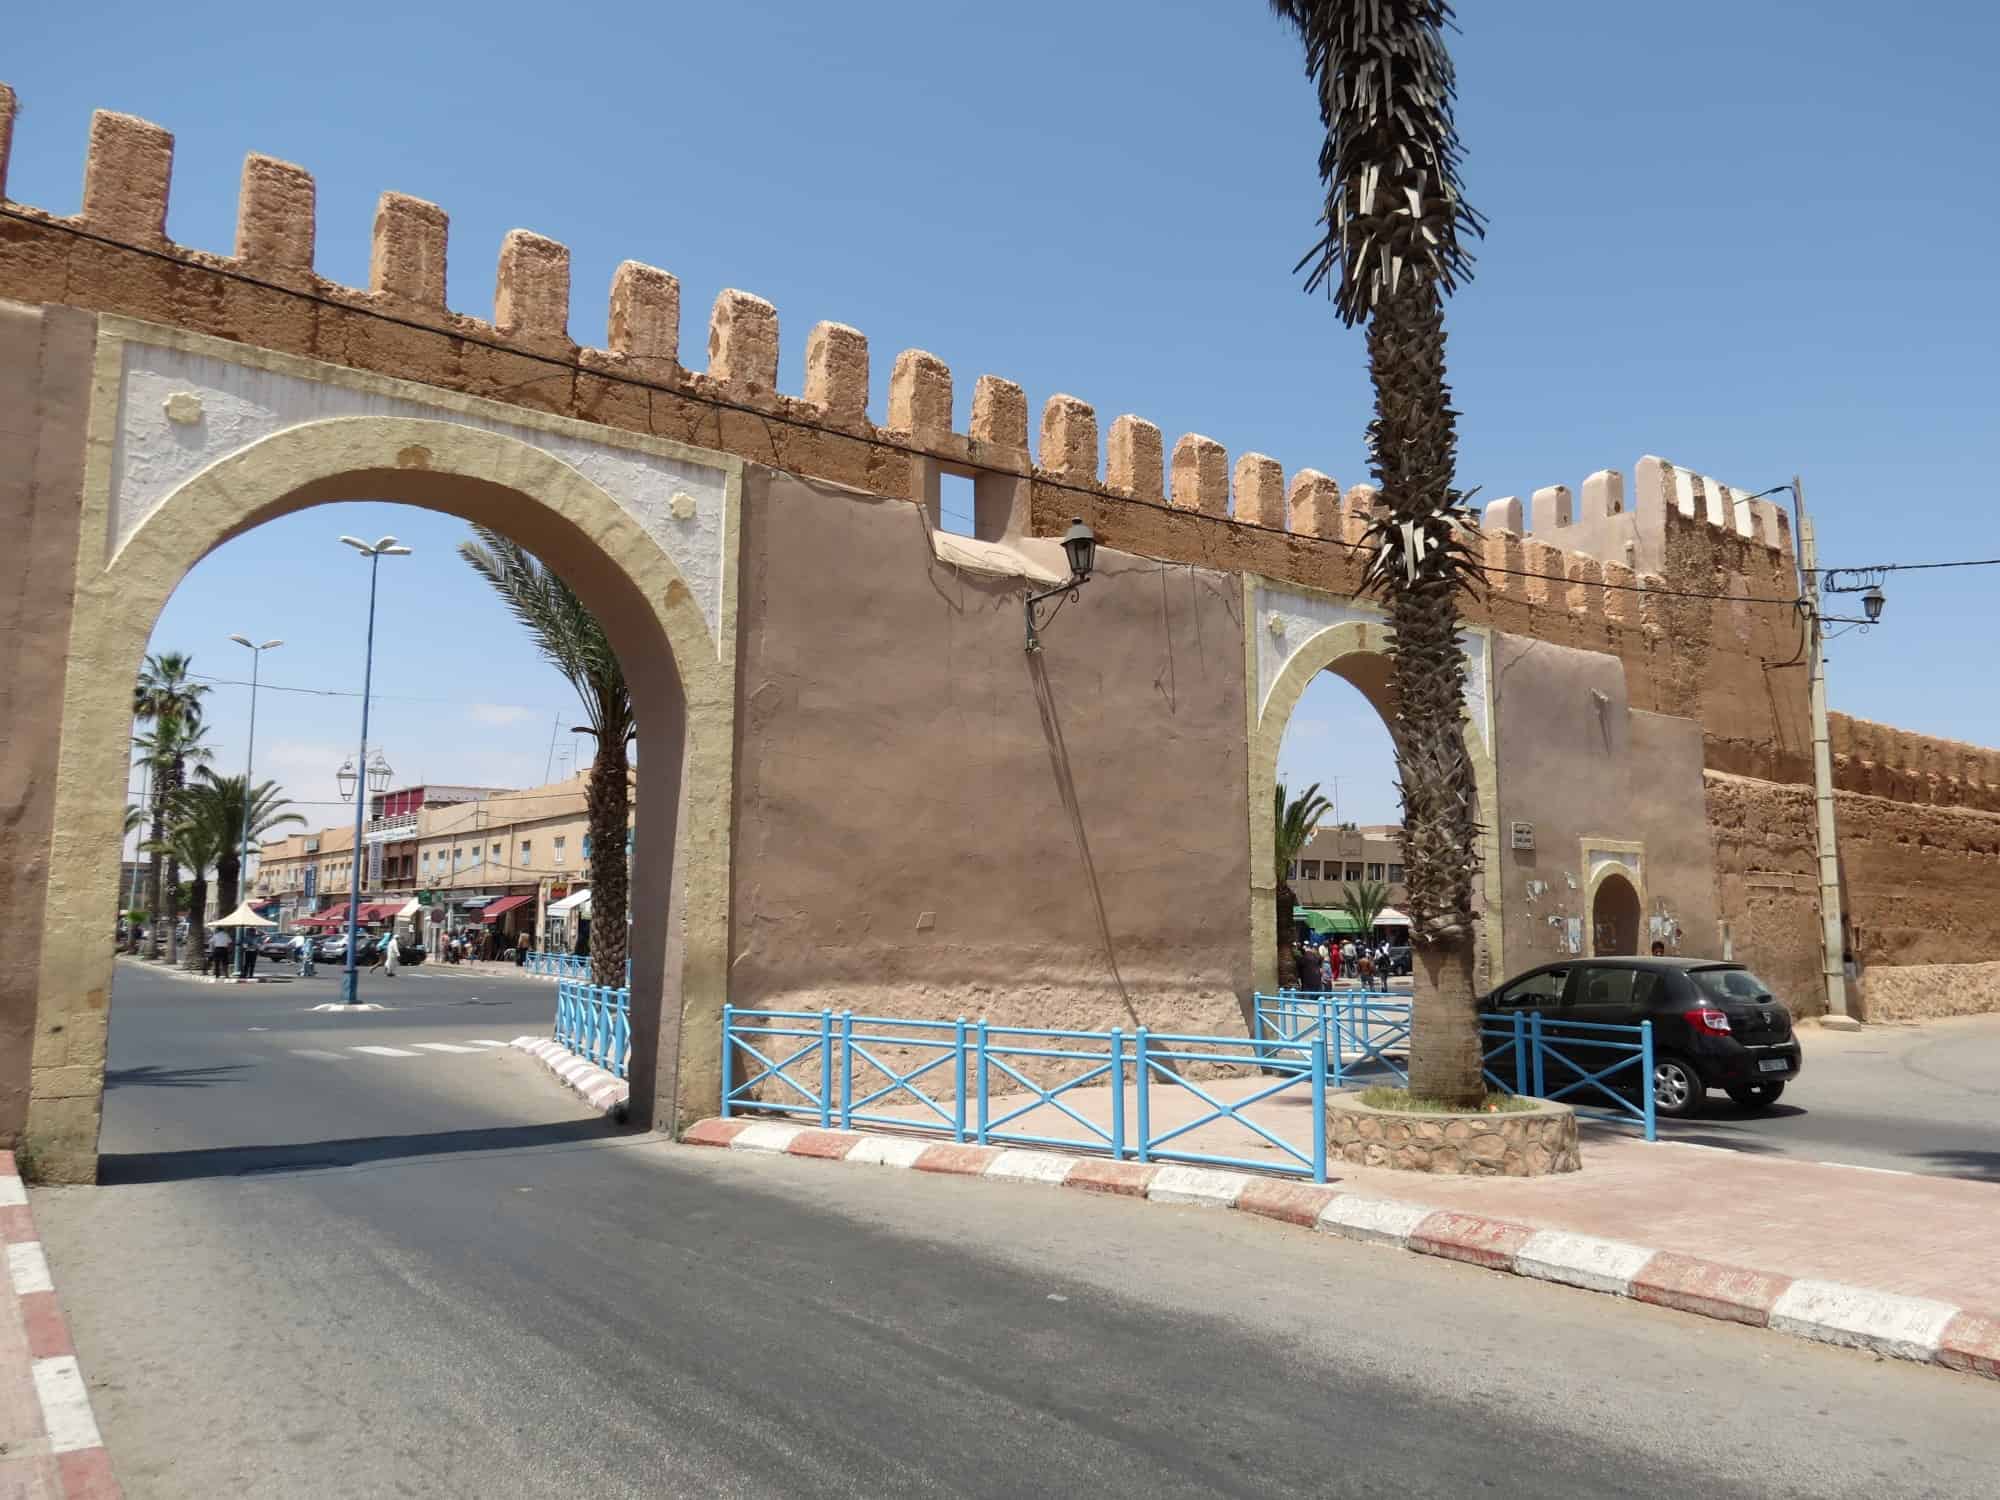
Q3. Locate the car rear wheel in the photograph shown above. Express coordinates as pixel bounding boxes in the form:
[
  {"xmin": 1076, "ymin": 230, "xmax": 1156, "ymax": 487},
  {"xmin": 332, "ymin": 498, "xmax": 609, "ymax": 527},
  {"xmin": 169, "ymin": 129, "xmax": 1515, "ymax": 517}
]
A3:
[
  {"xmin": 1652, "ymin": 1054, "xmax": 1706, "ymax": 1119},
  {"xmin": 1724, "ymin": 1080, "xmax": 1785, "ymax": 1112}
]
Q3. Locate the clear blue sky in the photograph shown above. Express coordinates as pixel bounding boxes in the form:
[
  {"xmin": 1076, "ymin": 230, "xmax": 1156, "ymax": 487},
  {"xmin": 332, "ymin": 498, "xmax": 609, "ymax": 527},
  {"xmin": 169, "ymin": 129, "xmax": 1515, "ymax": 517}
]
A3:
[{"xmin": 10, "ymin": 1, "xmax": 1995, "ymax": 837}]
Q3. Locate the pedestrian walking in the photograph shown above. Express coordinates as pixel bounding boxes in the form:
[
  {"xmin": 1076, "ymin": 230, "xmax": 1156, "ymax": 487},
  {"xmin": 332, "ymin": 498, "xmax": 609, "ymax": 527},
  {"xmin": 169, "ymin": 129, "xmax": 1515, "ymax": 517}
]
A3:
[
  {"xmin": 1297, "ymin": 940, "xmax": 1323, "ymax": 992},
  {"xmin": 383, "ymin": 931, "xmax": 401, "ymax": 978},
  {"xmin": 206, "ymin": 926, "xmax": 231, "ymax": 980},
  {"xmin": 294, "ymin": 932, "xmax": 314, "ymax": 977},
  {"xmin": 1357, "ymin": 950, "xmax": 1375, "ymax": 987}
]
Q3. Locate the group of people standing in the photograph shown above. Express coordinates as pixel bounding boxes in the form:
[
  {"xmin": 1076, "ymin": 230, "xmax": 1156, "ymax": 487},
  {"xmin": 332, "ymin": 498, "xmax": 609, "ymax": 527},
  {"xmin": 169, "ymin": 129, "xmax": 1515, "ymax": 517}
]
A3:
[{"xmin": 1293, "ymin": 934, "xmax": 1398, "ymax": 991}]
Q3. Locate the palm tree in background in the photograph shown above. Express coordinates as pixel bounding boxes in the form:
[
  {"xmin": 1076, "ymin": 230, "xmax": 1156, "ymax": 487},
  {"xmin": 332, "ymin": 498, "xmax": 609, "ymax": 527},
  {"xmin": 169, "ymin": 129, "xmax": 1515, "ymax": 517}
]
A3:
[
  {"xmin": 1275, "ymin": 781, "xmax": 1334, "ymax": 988},
  {"xmin": 1337, "ymin": 878, "xmax": 1392, "ymax": 942},
  {"xmin": 146, "ymin": 794, "xmax": 228, "ymax": 971},
  {"xmin": 459, "ymin": 528, "xmax": 634, "ymax": 989},
  {"xmin": 1271, "ymin": 1, "xmax": 1488, "ymax": 1103},
  {"xmin": 188, "ymin": 770, "xmax": 305, "ymax": 923},
  {"xmin": 132, "ymin": 698, "xmax": 211, "ymax": 961}
]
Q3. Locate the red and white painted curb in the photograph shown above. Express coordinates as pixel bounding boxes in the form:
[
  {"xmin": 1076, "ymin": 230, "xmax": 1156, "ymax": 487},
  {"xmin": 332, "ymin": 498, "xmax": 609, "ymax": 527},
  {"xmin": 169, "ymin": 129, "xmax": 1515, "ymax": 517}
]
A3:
[
  {"xmin": 0, "ymin": 1156, "xmax": 120, "ymax": 1497},
  {"xmin": 512, "ymin": 1036, "xmax": 629, "ymax": 1115},
  {"xmin": 684, "ymin": 1119, "xmax": 2000, "ymax": 1383}
]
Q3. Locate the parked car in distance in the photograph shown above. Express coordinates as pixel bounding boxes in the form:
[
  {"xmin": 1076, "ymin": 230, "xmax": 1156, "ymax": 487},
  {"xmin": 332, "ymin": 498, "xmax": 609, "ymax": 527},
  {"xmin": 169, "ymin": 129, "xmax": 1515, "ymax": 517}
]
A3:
[
  {"xmin": 1478, "ymin": 958, "xmax": 1801, "ymax": 1120},
  {"xmin": 1383, "ymin": 945, "xmax": 1412, "ymax": 977},
  {"xmin": 256, "ymin": 935, "xmax": 296, "ymax": 962}
]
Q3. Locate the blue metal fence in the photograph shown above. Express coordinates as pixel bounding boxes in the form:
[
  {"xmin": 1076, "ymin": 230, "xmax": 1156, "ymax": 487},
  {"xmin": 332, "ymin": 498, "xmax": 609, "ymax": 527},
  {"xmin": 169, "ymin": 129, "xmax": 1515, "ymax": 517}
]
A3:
[
  {"xmin": 555, "ymin": 978, "xmax": 631, "ymax": 1077},
  {"xmin": 1253, "ymin": 989, "xmax": 1411, "ymax": 1084},
  {"xmin": 722, "ymin": 1007, "xmax": 1331, "ymax": 1181},
  {"xmin": 527, "ymin": 952, "xmax": 631, "ymax": 985},
  {"xmin": 1255, "ymin": 991, "xmax": 1657, "ymax": 1140}
]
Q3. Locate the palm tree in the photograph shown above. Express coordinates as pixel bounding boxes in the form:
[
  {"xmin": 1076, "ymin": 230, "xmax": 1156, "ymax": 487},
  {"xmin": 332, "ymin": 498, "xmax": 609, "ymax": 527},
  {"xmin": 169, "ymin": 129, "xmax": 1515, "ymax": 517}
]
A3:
[
  {"xmin": 133, "ymin": 652, "xmax": 210, "ymax": 961},
  {"xmin": 145, "ymin": 797, "xmax": 227, "ymax": 971},
  {"xmin": 132, "ymin": 711, "xmax": 212, "ymax": 961},
  {"xmin": 1337, "ymin": 878, "xmax": 1391, "ymax": 940},
  {"xmin": 459, "ymin": 528, "xmax": 634, "ymax": 988},
  {"xmin": 1272, "ymin": 1, "xmax": 1488, "ymax": 1104},
  {"xmin": 190, "ymin": 770, "xmax": 305, "ymax": 919},
  {"xmin": 1275, "ymin": 781, "xmax": 1334, "ymax": 988}
]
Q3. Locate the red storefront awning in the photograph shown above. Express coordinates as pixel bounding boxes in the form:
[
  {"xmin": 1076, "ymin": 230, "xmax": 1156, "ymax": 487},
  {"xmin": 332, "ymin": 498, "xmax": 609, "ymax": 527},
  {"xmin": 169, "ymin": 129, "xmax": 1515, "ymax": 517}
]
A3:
[
  {"xmin": 480, "ymin": 894, "xmax": 534, "ymax": 924},
  {"xmin": 295, "ymin": 904, "xmax": 352, "ymax": 929},
  {"xmin": 357, "ymin": 902, "xmax": 403, "ymax": 923}
]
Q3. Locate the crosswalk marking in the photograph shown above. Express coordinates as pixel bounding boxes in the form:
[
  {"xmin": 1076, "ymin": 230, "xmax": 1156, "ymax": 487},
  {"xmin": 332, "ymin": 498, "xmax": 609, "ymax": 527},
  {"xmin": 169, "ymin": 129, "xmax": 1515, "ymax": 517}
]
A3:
[
  {"xmin": 412, "ymin": 1042, "xmax": 479, "ymax": 1054},
  {"xmin": 350, "ymin": 1045, "xmax": 420, "ymax": 1058},
  {"xmin": 468, "ymin": 1039, "xmax": 509, "ymax": 1048},
  {"xmin": 290, "ymin": 1049, "xmax": 349, "ymax": 1062}
]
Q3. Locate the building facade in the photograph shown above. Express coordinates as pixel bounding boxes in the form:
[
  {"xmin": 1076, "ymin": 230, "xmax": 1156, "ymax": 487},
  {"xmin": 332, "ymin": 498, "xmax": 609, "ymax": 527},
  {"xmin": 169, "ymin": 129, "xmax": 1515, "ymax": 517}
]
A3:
[
  {"xmin": 253, "ymin": 775, "xmax": 623, "ymax": 953},
  {"xmin": 1286, "ymin": 825, "xmax": 1406, "ymax": 912}
]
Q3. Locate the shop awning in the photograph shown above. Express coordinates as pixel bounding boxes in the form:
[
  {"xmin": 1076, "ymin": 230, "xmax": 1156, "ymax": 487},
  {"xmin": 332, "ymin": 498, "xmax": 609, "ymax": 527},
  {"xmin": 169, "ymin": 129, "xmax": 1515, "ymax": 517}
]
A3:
[
  {"xmin": 1375, "ymin": 907, "xmax": 1412, "ymax": 928},
  {"xmin": 1297, "ymin": 909, "xmax": 1363, "ymax": 936},
  {"xmin": 295, "ymin": 903, "xmax": 352, "ymax": 928},
  {"xmin": 480, "ymin": 894, "xmax": 534, "ymax": 924},
  {"xmin": 546, "ymin": 888, "xmax": 591, "ymax": 918},
  {"xmin": 357, "ymin": 902, "xmax": 403, "ymax": 923},
  {"xmin": 396, "ymin": 898, "xmax": 422, "ymax": 919}
]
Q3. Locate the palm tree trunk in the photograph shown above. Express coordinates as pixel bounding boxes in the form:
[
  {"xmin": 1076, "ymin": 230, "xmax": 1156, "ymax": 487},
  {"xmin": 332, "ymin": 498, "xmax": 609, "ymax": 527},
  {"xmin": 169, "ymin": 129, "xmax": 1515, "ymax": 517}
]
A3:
[
  {"xmin": 1370, "ymin": 283, "xmax": 1486, "ymax": 1108},
  {"xmin": 183, "ymin": 876, "xmax": 209, "ymax": 972},
  {"xmin": 216, "ymin": 853, "xmax": 240, "ymax": 922},
  {"xmin": 146, "ymin": 799, "xmax": 166, "ymax": 961},
  {"xmin": 165, "ymin": 856, "xmax": 182, "ymax": 964},
  {"xmin": 585, "ymin": 742, "xmax": 629, "ymax": 989},
  {"xmin": 1276, "ymin": 883, "xmax": 1298, "ymax": 988}
]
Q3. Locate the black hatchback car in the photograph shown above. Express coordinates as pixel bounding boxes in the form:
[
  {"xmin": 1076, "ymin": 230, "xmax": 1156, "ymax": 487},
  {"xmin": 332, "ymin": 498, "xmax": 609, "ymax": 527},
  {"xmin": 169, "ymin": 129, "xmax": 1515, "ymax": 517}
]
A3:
[{"xmin": 1478, "ymin": 958, "xmax": 1801, "ymax": 1119}]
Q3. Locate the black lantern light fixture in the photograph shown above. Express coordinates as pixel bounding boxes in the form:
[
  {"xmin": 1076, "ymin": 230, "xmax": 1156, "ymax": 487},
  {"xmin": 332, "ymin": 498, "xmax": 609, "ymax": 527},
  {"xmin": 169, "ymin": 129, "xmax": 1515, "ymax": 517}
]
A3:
[
  {"xmin": 1821, "ymin": 567, "xmax": 1887, "ymax": 630},
  {"xmin": 1025, "ymin": 517, "xmax": 1098, "ymax": 652}
]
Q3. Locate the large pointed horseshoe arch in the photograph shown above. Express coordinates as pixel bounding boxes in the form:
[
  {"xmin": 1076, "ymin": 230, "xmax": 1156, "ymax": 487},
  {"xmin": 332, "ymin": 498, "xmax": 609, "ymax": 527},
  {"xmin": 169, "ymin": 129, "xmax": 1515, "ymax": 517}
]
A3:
[
  {"xmin": 26, "ymin": 332, "xmax": 740, "ymax": 1181},
  {"xmin": 1246, "ymin": 602, "xmax": 1504, "ymax": 998}
]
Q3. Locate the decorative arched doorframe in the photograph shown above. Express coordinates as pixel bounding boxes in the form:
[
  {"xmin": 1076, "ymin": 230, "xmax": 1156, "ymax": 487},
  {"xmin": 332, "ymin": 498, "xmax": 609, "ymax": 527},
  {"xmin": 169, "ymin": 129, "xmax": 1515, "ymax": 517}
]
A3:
[
  {"xmin": 27, "ymin": 338, "xmax": 741, "ymax": 1180},
  {"xmin": 1247, "ymin": 609, "xmax": 1503, "ymax": 998}
]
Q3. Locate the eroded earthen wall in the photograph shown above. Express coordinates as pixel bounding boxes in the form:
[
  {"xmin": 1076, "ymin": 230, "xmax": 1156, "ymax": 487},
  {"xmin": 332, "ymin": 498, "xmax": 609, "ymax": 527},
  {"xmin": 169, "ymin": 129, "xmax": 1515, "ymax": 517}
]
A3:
[{"xmin": 729, "ymin": 468, "xmax": 1250, "ymax": 1037}]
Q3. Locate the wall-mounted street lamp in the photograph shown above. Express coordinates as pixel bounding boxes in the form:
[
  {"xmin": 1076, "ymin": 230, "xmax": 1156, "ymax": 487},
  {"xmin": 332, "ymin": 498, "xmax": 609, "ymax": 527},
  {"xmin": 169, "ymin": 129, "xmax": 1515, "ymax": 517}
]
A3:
[
  {"xmin": 1822, "ymin": 569, "xmax": 1887, "ymax": 626},
  {"xmin": 1024, "ymin": 517, "xmax": 1098, "ymax": 653}
]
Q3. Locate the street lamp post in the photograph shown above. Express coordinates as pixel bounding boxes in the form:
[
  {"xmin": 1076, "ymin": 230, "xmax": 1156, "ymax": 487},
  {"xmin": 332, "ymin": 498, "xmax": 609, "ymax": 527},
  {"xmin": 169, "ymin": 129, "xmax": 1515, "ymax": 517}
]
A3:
[
  {"xmin": 336, "ymin": 535, "xmax": 410, "ymax": 1004},
  {"xmin": 227, "ymin": 634, "xmax": 282, "ymax": 978}
]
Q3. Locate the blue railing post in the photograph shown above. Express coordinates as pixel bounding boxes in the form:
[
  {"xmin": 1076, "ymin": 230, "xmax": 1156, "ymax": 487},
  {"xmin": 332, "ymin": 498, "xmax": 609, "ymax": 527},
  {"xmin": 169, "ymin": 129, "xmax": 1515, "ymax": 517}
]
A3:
[
  {"xmin": 1109, "ymin": 1027, "xmax": 1125, "ymax": 1161},
  {"xmin": 953, "ymin": 1017, "xmax": 968, "ymax": 1142},
  {"xmin": 839, "ymin": 1010, "xmax": 854, "ymax": 1129},
  {"xmin": 1530, "ymin": 1011, "xmax": 1547, "ymax": 1098},
  {"xmin": 974, "ymin": 1019, "xmax": 990, "ymax": 1145},
  {"xmin": 1640, "ymin": 1019, "xmax": 1657, "ymax": 1142},
  {"xmin": 1512, "ymin": 1009, "xmax": 1528, "ymax": 1096},
  {"xmin": 818, "ymin": 1009, "xmax": 833, "ymax": 1128},
  {"xmin": 720, "ymin": 1003, "xmax": 736, "ymax": 1116},
  {"xmin": 1311, "ymin": 1035, "xmax": 1328, "ymax": 1183},
  {"xmin": 1134, "ymin": 1026, "xmax": 1151, "ymax": 1163}
]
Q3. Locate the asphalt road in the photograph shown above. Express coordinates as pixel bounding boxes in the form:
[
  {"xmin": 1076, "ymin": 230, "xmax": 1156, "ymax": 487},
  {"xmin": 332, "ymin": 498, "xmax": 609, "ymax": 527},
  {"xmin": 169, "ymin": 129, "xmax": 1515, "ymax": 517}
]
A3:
[
  {"xmin": 26, "ymin": 961, "xmax": 1996, "ymax": 1498},
  {"xmin": 1649, "ymin": 1014, "xmax": 2000, "ymax": 1181}
]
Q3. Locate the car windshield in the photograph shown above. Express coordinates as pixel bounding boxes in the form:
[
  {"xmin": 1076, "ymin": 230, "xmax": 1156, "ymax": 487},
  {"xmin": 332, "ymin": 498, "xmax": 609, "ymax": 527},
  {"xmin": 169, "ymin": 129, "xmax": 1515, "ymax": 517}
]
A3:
[{"xmin": 1690, "ymin": 967, "xmax": 1772, "ymax": 1002}]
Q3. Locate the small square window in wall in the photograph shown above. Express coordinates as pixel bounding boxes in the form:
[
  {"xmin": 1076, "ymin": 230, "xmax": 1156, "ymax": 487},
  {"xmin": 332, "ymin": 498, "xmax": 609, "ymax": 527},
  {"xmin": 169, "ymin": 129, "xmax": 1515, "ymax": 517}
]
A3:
[
  {"xmin": 1388, "ymin": 864, "xmax": 1405, "ymax": 883},
  {"xmin": 1345, "ymin": 863, "xmax": 1364, "ymax": 881},
  {"xmin": 1300, "ymin": 860, "xmax": 1320, "ymax": 881},
  {"xmin": 938, "ymin": 472, "xmax": 977, "ymax": 539},
  {"xmin": 1367, "ymin": 863, "xmax": 1385, "ymax": 881},
  {"xmin": 554, "ymin": 836, "xmax": 566, "ymax": 865},
  {"xmin": 520, "ymin": 842, "xmax": 532, "ymax": 867},
  {"xmin": 491, "ymin": 842, "xmax": 501, "ymax": 861}
]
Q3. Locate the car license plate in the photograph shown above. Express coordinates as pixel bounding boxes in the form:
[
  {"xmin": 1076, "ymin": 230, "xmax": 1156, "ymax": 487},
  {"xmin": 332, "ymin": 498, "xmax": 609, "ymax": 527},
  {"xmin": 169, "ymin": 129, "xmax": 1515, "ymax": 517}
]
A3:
[{"xmin": 1758, "ymin": 1058, "xmax": 1790, "ymax": 1073}]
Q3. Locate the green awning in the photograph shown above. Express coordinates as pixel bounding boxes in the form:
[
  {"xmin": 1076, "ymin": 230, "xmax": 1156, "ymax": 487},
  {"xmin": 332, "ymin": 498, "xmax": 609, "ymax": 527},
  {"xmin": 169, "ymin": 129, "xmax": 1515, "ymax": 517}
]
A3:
[{"xmin": 1296, "ymin": 908, "xmax": 1364, "ymax": 936}]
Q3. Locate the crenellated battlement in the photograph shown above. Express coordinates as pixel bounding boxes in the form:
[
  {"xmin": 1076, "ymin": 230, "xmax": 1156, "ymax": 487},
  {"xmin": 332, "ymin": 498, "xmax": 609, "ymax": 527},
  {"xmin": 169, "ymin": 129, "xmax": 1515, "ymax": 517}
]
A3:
[{"xmin": 0, "ymin": 84, "xmax": 1800, "ymax": 650}]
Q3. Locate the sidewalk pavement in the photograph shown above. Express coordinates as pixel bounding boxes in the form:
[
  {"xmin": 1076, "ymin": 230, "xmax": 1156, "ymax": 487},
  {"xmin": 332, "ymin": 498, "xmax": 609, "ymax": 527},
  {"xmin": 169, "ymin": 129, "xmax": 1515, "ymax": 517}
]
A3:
[
  {"xmin": 682, "ymin": 1078, "xmax": 2000, "ymax": 1380},
  {"xmin": 0, "ymin": 1153, "xmax": 118, "ymax": 1497}
]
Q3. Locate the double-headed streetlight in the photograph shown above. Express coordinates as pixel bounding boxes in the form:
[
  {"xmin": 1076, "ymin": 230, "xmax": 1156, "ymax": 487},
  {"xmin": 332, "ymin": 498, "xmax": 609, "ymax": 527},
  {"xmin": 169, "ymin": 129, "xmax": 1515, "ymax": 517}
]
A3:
[
  {"xmin": 336, "ymin": 535, "xmax": 410, "ymax": 1004},
  {"xmin": 227, "ymin": 634, "xmax": 282, "ymax": 977}
]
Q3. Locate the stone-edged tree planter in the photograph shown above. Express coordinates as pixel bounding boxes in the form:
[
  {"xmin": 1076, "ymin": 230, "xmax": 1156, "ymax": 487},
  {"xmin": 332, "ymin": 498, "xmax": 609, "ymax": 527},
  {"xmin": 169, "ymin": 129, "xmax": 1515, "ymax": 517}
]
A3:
[{"xmin": 1326, "ymin": 1092, "xmax": 1580, "ymax": 1176}]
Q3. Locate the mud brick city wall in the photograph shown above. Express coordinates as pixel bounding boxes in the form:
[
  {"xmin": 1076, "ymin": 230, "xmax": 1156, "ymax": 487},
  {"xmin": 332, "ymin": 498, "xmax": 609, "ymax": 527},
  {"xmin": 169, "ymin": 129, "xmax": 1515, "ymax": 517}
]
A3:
[{"xmin": 0, "ymin": 92, "xmax": 1810, "ymax": 780}]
